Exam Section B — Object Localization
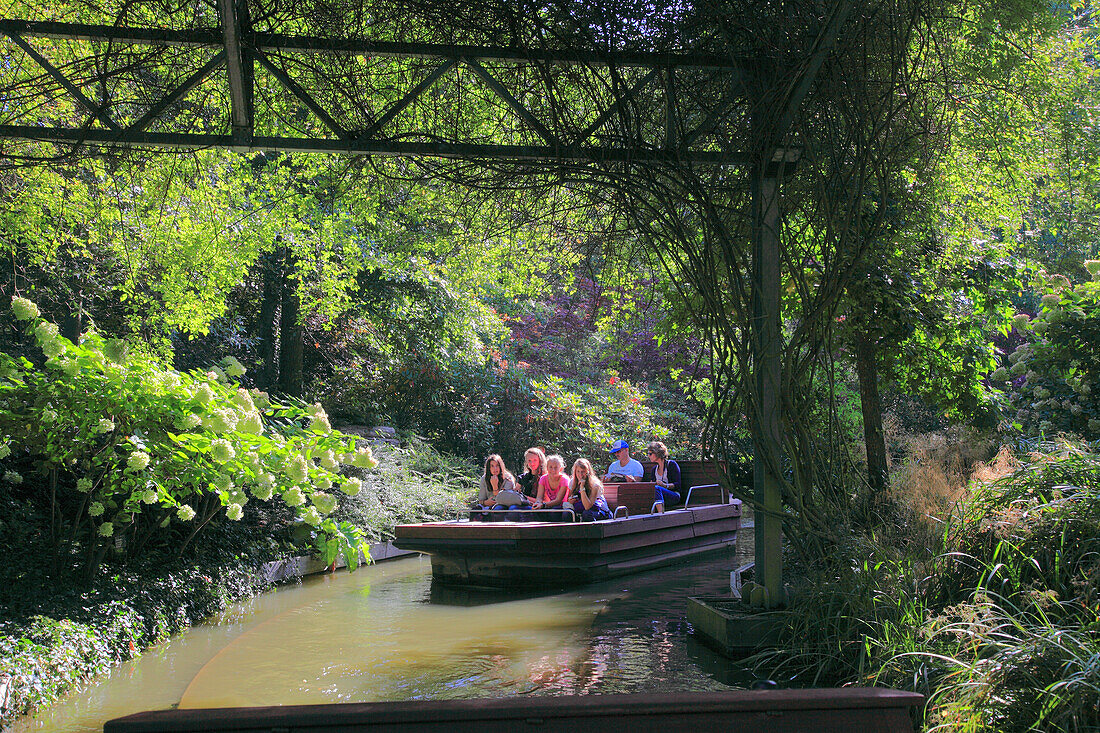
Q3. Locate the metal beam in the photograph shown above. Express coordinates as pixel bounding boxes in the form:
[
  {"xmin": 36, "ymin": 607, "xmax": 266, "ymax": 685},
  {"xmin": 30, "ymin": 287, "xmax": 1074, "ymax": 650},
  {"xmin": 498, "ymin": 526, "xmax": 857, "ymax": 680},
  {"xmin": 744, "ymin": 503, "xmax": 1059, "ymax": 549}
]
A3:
[
  {"xmin": 0, "ymin": 125, "xmax": 746, "ymax": 164},
  {"xmin": 773, "ymin": 1, "xmax": 854, "ymax": 139},
  {"xmin": 572, "ymin": 68, "xmax": 658, "ymax": 146},
  {"xmin": 462, "ymin": 57, "xmax": 559, "ymax": 147},
  {"xmin": 216, "ymin": 0, "xmax": 251, "ymax": 144},
  {"xmin": 128, "ymin": 51, "xmax": 225, "ymax": 132},
  {"xmin": 357, "ymin": 59, "xmax": 456, "ymax": 140},
  {"xmin": 255, "ymin": 51, "xmax": 349, "ymax": 139},
  {"xmin": 664, "ymin": 67, "xmax": 676, "ymax": 150},
  {"xmin": 0, "ymin": 20, "xmax": 754, "ymax": 73},
  {"xmin": 2, "ymin": 32, "xmax": 120, "ymax": 131}
]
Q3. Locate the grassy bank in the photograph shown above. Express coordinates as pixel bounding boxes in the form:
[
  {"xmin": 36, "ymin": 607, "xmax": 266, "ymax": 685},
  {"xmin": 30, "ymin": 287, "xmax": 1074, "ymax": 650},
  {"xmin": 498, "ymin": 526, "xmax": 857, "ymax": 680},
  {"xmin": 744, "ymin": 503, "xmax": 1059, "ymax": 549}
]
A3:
[
  {"xmin": 0, "ymin": 437, "xmax": 472, "ymax": 729},
  {"xmin": 753, "ymin": 438, "xmax": 1100, "ymax": 731}
]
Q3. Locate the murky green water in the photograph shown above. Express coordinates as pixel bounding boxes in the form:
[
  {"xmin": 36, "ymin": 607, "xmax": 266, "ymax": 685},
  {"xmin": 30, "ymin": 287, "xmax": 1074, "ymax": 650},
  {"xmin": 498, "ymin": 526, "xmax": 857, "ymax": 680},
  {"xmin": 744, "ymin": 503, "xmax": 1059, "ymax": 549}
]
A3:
[{"xmin": 12, "ymin": 529, "xmax": 754, "ymax": 732}]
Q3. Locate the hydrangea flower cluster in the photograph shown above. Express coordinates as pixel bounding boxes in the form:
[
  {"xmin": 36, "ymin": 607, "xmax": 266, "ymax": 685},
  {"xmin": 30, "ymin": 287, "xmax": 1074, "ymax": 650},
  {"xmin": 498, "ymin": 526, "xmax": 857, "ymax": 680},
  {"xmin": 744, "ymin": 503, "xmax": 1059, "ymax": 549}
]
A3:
[{"xmin": 990, "ymin": 273, "xmax": 1099, "ymax": 439}]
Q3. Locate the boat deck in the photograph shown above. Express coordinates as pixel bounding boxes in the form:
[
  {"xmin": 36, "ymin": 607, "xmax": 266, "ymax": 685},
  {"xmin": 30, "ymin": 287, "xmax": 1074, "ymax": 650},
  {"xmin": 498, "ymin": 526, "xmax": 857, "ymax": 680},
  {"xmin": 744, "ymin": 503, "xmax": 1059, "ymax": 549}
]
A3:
[{"xmin": 394, "ymin": 501, "xmax": 741, "ymax": 588}]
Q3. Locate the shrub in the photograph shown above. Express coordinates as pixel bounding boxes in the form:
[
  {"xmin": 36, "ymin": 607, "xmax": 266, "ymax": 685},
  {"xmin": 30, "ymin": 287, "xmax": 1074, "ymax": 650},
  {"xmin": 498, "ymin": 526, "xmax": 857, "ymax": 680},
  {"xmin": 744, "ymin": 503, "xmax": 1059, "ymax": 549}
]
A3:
[
  {"xmin": 991, "ymin": 273, "xmax": 1100, "ymax": 439},
  {"xmin": 0, "ymin": 299, "xmax": 378, "ymax": 576}
]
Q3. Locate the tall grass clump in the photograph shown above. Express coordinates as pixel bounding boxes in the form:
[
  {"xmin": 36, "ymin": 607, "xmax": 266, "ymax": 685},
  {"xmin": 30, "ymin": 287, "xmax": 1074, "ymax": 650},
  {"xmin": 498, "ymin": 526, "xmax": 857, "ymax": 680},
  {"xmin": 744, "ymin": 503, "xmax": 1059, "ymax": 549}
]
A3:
[{"xmin": 751, "ymin": 438, "xmax": 1100, "ymax": 732}]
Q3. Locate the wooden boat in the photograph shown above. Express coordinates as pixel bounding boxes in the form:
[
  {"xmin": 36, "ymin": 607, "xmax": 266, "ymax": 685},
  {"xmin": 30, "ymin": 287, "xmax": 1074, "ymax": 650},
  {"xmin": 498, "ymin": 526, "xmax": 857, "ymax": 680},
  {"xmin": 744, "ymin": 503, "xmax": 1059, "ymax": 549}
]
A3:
[{"xmin": 393, "ymin": 476, "xmax": 741, "ymax": 588}]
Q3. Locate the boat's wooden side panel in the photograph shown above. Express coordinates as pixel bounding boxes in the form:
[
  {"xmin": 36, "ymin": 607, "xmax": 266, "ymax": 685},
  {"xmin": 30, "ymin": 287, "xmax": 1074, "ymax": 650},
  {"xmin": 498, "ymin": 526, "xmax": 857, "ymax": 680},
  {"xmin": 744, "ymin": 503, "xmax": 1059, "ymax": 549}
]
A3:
[{"xmin": 394, "ymin": 503, "xmax": 741, "ymax": 587}]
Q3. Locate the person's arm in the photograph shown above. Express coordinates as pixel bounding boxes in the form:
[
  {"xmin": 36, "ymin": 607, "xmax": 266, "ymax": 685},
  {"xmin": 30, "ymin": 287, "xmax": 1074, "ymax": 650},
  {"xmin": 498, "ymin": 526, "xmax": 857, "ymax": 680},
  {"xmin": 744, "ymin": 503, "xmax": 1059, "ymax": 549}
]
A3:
[
  {"xmin": 478, "ymin": 479, "xmax": 491, "ymax": 506},
  {"xmin": 624, "ymin": 460, "xmax": 643, "ymax": 482},
  {"xmin": 532, "ymin": 477, "xmax": 546, "ymax": 508},
  {"xmin": 579, "ymin": 485, "xmax": 594, "ymax": 510}
]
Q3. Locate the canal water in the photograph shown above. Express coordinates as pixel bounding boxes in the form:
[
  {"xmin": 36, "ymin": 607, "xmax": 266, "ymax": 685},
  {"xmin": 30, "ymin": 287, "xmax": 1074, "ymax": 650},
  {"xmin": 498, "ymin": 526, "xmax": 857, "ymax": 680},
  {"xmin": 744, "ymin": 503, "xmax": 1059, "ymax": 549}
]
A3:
[{"xmin": 13, "ymin": 520, "xmax": 754, "ymax": 732}]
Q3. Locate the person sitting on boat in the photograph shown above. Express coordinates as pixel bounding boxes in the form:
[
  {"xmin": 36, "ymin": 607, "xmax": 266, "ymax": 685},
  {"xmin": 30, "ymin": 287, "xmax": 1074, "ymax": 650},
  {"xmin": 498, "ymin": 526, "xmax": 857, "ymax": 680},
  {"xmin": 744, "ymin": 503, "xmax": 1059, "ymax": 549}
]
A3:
[
  {"xmin": 477, "ymin": 454, "xmax": 525, "ymax": 517},
  {"xmin": 516, "ymin": 447, "xmax": 547, "ymax": 502},
  {"xmin": 604, "ymin": 439, "xmax": 644, "ymax": 483},
  {"xmin": 646, "ymin": 441, "xmax": 682, "ymax": 514},
  {"xmin": 570, "ymin": 458, "xmax": 613, "ymax": 521},
  {"xmin": 531, "ymin": 454, "xmax": 574, "ymax": 521}
]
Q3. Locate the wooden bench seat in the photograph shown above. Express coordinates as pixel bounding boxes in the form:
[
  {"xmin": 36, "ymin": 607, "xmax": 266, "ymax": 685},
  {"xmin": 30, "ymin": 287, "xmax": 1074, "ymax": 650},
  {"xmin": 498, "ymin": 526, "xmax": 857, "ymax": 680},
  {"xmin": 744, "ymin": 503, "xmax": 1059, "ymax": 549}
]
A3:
[{"xmin": 603, "ymin": 460, "xmax": 729, "ymax": 517}]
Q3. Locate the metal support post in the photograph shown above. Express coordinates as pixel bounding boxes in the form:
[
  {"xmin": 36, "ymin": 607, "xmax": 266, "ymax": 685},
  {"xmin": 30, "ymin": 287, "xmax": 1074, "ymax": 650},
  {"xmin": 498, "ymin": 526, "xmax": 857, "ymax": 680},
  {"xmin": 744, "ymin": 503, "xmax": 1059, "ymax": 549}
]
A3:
[{"xmin": 751, "ymin": 168, "xmax": 783, "ymax": 607}]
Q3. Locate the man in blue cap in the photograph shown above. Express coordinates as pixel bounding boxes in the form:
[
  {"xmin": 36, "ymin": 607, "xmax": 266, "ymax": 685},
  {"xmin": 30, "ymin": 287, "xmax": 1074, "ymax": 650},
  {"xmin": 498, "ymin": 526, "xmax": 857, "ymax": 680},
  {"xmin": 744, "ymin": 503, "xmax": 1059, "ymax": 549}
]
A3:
[{"xmin": 604, "ymin": 439, "xmax": 644, "ymax": 483}]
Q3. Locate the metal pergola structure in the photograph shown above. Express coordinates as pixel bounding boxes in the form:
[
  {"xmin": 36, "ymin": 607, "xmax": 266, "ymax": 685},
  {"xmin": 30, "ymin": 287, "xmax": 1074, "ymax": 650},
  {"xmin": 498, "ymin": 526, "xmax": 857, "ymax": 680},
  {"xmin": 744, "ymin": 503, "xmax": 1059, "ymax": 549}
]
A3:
[
  {"xmin": 0, "ymin": 10, "xmax": 758, "ymax": 163},
  {"xmin": 0, "ymin": 0, "xmax": 853, "ymax": 608}
]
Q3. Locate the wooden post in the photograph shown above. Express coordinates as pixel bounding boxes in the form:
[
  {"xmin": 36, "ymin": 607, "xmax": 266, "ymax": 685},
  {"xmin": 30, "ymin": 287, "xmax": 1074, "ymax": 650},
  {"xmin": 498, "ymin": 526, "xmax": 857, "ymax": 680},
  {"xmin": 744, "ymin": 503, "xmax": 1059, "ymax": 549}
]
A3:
[{"xmin": 751, "ymin": 167, "xmax": 783, "ymax": 607}]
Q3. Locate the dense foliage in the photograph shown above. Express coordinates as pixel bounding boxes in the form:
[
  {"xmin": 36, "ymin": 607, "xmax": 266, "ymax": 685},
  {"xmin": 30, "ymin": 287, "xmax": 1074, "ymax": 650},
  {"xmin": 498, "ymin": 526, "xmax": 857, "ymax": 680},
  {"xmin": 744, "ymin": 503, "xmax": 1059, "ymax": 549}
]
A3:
[
  {"xmin": 755, "ymin": 443, "xmax": 1100, "ymax": 731},
  {"xmin": 0, "ymin": 299, "xmax": 379, "ymax": 576}
]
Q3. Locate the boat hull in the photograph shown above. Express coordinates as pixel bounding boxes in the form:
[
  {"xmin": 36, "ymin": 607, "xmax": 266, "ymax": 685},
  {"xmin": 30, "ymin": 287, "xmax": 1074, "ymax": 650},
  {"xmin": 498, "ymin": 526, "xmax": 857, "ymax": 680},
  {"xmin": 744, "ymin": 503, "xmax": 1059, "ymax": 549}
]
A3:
[{"xmin": 393, "ymin": 501, "xmax": 741, "ymax": 588}]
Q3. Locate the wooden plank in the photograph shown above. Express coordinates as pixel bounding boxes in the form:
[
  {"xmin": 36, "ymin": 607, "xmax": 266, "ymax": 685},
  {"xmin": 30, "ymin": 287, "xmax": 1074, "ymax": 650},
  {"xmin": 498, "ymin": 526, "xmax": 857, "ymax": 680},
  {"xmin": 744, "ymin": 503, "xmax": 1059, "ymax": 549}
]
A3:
[{"xmin": 106, "ymin": 690, "xmax": 923, "ymax": 733}]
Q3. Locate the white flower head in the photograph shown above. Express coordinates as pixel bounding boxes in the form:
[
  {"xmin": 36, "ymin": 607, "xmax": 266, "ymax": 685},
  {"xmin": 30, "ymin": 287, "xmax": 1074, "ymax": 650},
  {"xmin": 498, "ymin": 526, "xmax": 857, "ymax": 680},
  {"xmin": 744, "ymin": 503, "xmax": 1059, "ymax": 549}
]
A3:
[
  {"xmin": 251, "ymin": 482, "xmax": 273, "ymax": 501},
  {"xmin": 238, "ymin": 412, "xmax": 264, "ymax": 435},
  {"xmin": 353, "ymin": 448, "xmax": 377, "ymax": 469},
  {"xmin": 98, "ymin": 522, "xmax": 114, "ymax": 537},
  {"xmin": 284, "ymin": 486, "xmax": 306, "ymax": 507},
  {"xmin": 97, "ymin": 418, "xmax": 116, "ymax": 433},
  {"xmin": 195, "ymin": 384, "xmax": 215, "ymax": 404},
  {"xmin": 42, "ymin": 339, "xmax": 64, "ymax": 359},
  {"xmin": 340, "ymin": 477, "xmax": 362, "ymax": 496},
  {"xmin": 33, "ymin": 321, "xmax": 59, "ymax": 344},
  {"xmin": 89, "ymin": 501, "xmax": 104, "ymax": 517},
  {"xmin": 312, "ymin": 491, "xmax": 337, "ymax": 514},
  {"xmin": 0, "ymin": 443, "xmax": 9, "ymax": 460},
  {"xmin": 11, "ymin": 296, "xmax": 39, "ymax": 321},
  {"xmin": 76, "ymin": 477, "xmax": 93, "ymax": 492},
  {"xmin": 178, "ymin": 413, "xmax": 203, "ymax": 430},
  {"xmin": 287, "ymin": 455, "xmax": 310, "ymax": 483},
  {"xmin": 318, "ymin": 450, "xmax": 337, "ymax": 469},
  {"xmin": 315, "ymin": 473, "xmax": 333, "ymax": 490},
  {"xmin": 222, "ymin": 356, "xmax": 247, "ymax": 378},
  {"xmin": 4, "ymin": 470, "xmax": 22, "ymax": 485},
  {"xmin": 141, "ymin": 489, "xmax": 158, "ymax": 504},
  {"xmin": 301, "ymin": 506, "xmax": 322, "ymax": 527},
  {"xmin": 226, "ymin": 503, "xmax": 243, "ymax": 521},
  {"xmin": 210, "ymin": 438, "xmax": 235, "ymax": 463},
  {"xmin": 128, "ymin": 451, "xmax": 151, "ymax": 471},
  {"xmin": 1040, "ymin": 293, "xmax": 1061, "ymax": 308},
  {"xmin": 213, "ymin": 473, "xmax": 233, "ymax": 492},
  {"xmin": 177, "ymin": 504, "xmax": 196, "ymax": 521}
]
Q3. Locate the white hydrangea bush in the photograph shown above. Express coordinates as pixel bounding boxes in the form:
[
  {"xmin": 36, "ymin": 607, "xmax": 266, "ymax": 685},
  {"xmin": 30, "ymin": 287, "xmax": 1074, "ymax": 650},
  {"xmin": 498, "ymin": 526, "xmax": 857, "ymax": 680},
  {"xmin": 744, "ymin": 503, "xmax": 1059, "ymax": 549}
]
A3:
[{"xmin": 0, "ymin": 298, "xmax": 378, "ymax": 571}]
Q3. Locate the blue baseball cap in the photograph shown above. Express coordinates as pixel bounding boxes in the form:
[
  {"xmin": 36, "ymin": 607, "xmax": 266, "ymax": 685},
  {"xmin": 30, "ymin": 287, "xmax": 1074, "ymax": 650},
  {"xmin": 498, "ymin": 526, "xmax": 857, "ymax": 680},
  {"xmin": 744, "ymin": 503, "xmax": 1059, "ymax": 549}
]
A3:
[{"xmin": 610, "ymin": 439, "xmax": 629, "ymax": 454}]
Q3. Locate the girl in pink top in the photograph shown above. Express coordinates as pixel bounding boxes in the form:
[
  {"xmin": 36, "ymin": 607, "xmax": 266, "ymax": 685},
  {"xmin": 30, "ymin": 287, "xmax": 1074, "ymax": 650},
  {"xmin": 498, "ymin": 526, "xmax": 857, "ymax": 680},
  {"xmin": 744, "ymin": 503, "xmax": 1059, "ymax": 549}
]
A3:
[{"xmin": 533, "ymin": 454, "xmax": 573, "ymax": 520}]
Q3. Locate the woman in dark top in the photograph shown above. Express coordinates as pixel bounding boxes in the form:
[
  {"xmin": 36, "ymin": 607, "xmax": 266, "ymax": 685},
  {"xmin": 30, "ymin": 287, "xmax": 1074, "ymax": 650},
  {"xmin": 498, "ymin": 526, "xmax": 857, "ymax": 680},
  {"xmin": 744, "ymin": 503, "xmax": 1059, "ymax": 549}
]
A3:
[
  {"xmin": 516, "ymin": 447, "xmax": 547, "ymax": 500},
  {"xmin": 646, "ymin": 441, "xmax": 681, "ymax": 513}
]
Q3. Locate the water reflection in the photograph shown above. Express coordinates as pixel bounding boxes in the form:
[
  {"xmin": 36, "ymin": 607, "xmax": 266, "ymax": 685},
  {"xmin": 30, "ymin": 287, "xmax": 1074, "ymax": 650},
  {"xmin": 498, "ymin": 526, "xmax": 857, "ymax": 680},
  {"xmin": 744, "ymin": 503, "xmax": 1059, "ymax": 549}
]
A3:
[{"xmin": 13, "ymin": 541, "xmax": 753, "ymax": 732}]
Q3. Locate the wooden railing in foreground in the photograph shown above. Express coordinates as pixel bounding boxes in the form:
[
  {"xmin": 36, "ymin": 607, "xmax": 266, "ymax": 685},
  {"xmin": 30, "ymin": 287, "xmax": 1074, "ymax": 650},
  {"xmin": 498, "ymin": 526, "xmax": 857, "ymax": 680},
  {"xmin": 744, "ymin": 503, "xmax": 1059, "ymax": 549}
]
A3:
[{"xmin": 104, "ymin": 689, "xmax": 924, "ymax": 732}]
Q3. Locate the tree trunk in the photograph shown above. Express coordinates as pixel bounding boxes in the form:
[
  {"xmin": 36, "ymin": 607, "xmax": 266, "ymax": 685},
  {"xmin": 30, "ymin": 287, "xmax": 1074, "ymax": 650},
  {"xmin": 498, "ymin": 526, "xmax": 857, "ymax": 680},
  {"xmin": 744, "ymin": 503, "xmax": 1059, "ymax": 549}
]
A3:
[
  {"xmin": 855, "ymin": 334, "xmax": 888, "ymax": 493},
  {"xmin": 258, "ymin": 249, "xmax": 281, "ymax": 390},
  {"xmin": 277, "ymin": 247, "xmax": 303, "ymax": 397},
  {"xmin": 61, "ymin": 288, "xmax": 82, "ymax": 344}
]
